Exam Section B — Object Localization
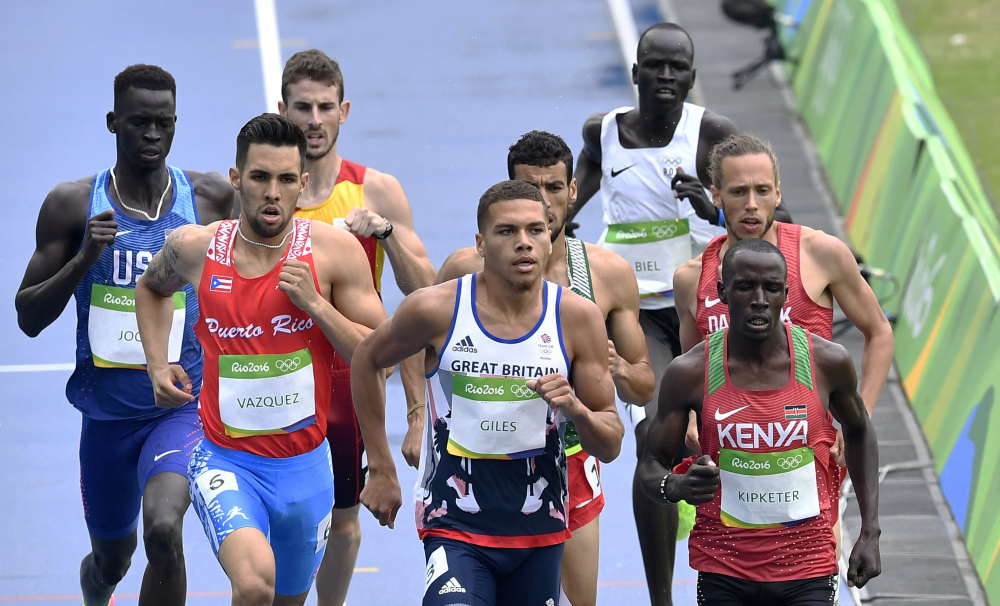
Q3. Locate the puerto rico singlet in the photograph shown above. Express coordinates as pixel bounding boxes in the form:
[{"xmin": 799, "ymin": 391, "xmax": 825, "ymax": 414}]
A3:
[
  {"xmin": 68, "ymin": 166, "xmax": 203, "ymax": 420},
  {"xmin": 416, "ymin": 275, "xmax": 571, "ymax": 548},
  {"xmin": 597, "ymin": 103, "xmax": 723, "ymax": 309},
  {"xmin": 195, "ymin": 218, "xmax": 337, "ymax": 458},
  {"xmin": 688, "ymin": 325, "xmax": 839, "ymax": 582},
  {"xmin": 293, "ymin": 159, "xmax": 384, "ymax": 293},
  {"xmin": 695, "ymin": 222, "xmax": 834, "ymax": 340}
]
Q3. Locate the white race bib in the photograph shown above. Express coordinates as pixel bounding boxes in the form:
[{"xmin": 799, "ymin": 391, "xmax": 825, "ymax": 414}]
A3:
[
  {"xmin": 218, "ymin": 349, "xmax": 316, "ymax": 437},
  {"xmin": 89, "ymin": 284, "xmax": 185, "ymax": 368},
  {"xmin": 718, "ymin": 447, "xmax": 821, "ymax": 528},
  {"xmin": 447, "ymin": 375, "xmax": 549, "ymax": 459},
  {"xmin": 599, "ymin": 219, "xmax": 692, "ymax": 299}
]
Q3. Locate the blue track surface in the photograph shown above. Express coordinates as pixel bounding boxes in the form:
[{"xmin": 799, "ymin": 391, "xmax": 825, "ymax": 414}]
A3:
[{"xmin": 0, "ymin": 1, "xmax": 696, "ymax": 603}]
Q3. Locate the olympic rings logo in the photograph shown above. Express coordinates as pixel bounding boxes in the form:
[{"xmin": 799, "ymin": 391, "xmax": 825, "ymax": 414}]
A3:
[
  {"xmin": 776, "ymin": 454, "xmax": 804, "ymax": 470},
  {"xmin": 275, "ymin": 357, "xmax": 301, "ymax": 372},
  {"xmin": 510, "ymin": 384, "xmax": 536, "ymax": 399},
  {"xmin": 651, "ymin": 224, "xmax": 678, "ymax": 239}
]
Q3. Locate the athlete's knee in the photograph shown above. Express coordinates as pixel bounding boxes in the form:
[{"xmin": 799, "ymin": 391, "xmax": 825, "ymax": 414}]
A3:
[
  {"xmin": 142, "ymin": 517, "xmax": 184, "ymax": 564},
  {"xmin": 231, "ymin": 575, "xmax": 275, "ymax": 606},
  {"xmin": 327, "ymin": 508, "xmax": 362, "ymax": 545}
]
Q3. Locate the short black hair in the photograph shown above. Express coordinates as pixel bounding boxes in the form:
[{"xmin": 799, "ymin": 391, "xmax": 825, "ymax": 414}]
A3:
[
  {"xmin": 114, "ymin": 64, "xmax": 176, "ymax": 109},
  {"xmin": 282, "ymin": 49, "xmax": 345, "ymax": 104},
  {"xmin": 507, "ymin": 130, "xmax": 574, "ymax": 183},
  {"xmin": 235, "ymin": 113, "xmax": 307, "ymax": 171},
  {"xmin": 637, "ymin": 22, "xmax": 694, "ymax": 61},
  {"xmin": 476, "ymin": 180, "xmax": 546, "ymax": 232},
  {"xmin": 721, "ymin": 237, "xmax": 787, "ymax": 285}
]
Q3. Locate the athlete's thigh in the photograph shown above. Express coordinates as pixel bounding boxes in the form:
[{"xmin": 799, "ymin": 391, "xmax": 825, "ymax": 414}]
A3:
[
  {"xmin": 80, "ymin": 415, "xmax": 146, "ymax": 539},
  {"xmin": 697, "ymin": 571, "xmax": 760, "ymax": 606},
  {"xmin": 187, "ymin": 439, "xmax": 268, "ymax": 560},
  {"xmin": 139, "ymin": 403, "xmax": 202, "ymax": 520},
  {"xmin": 269, "ymin": 442, "xmax": 335, "ymax": 597},
  {"xmin": 423, "ymin": 537, "xmax": 497, "ymax": 606},
  {"xmin": 497, "ymin": 542, "xmax": 563, "ymax": 605},
  {"xmin": 763, "ymin": 574, "xmax": 838, "ymax": 606}
]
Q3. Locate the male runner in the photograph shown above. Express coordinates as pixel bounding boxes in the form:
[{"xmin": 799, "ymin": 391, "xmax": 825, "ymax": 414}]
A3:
[
  {"xmin": 435, "ymin": 131, "xmax": 653, "ymax": 606},
  {"xmin": 639, "ymin": 238, "xmax": 881, "ymax": 605},
  {"xmin": 571, "ymin": 23, "xmax": 744, "ymax": 604},
  {"xmin": 15, "ymin": 64, "xmax": 234, "ymax": 606},
  {"xmin": 278, "ymin": 49, "xmax": 435, "ymax": 605},
  {"xmin": 134, "ymin": 113, "xmax": 387, "ymax": 605},
  {"xmin": 352, "ymin": 180, "xmax": 625, "ymax": 605}
]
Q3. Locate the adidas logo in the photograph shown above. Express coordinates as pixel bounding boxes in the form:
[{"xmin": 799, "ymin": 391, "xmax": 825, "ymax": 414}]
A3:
[
  {"xmin": 451, "ymin": 336, "xmax": 478, "ymax": 353},
  {"xmin": 439, "ymin": 576, "xmax": 467, "ymax": 594}
]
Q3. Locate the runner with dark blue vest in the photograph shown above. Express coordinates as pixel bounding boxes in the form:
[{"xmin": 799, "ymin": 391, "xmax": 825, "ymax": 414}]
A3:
[{"xmin": 15, "ymin": 64, "xmax": 234, "ymax": 606}]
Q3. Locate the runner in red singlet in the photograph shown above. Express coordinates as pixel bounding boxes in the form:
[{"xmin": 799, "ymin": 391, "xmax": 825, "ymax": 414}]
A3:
[
  {"xmin": 640, "ymin": 238, "xmax": 881, "ymax": 606},
  {"xmin": 135, "ymin": 114, "xmax": 387, "ymax": 605}
]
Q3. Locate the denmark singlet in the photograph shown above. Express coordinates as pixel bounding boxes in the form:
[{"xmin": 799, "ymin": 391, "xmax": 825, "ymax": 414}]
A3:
[
  {"xmin": 695, "ymin": 222, "xmax": 834, "ymax": 340},
  {"xmin": 293, "ymin": 159, "xmax": 384, "ymax": 293},
  {"xmin": 688, "ymin": 325, "xmax": 838, "ymax": 582},
  {"xmin": 597, "ymin": 103, "xmax": 723, "ymax": 309},
  {"xmin": 195, "ymin": 218, "xmax": 337, "ymax": 458},
  {"xmin": 563, "ymin": 236, "xmax": 594, "ymax": 456},
  {"xmin": 416, "ymin": 275, "xmax": 571, "ymax": 548},
  {"xmin": 68, "ymin": 166, "xmax": 203, "ymax": 420}
]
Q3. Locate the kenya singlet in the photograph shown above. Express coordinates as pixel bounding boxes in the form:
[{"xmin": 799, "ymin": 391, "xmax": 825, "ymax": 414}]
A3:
[
  {"xmin": 695, "ymin": 222, "xmax": 834, "ymax": 339},
  {"xmin": 195, "ymin": 218, "xmax": 337, "ymax": 458},
  {"xmin": 294, "ymin": 159, "xmax": 384, "ymax": 292},
  {"xmin": 68, "ymin": 166, "xmax": 203, "ymax": 420},
  {"xmin": 416, "ymin": 275, "xmax": 571, "ymax": 548},
  {"xmin": 597, "ymin": 103, "xmax": 723, "ymax": 309},
  {"xmin": 688, "ymin": 325, "xmax": 838, "ymax": 581}
]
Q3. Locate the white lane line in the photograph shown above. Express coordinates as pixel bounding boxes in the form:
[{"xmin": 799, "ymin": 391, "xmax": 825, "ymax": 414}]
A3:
[
  {"xmin": 605, "ymin": 0, "xmax": 639, "ymax": 105},
  {"xmin": 0, "ymin": 363, "xmax": 75, "ymax": 373},
  {"xmin": 253, "ymin": 0, "xmax": 283, "ymax": 112}
]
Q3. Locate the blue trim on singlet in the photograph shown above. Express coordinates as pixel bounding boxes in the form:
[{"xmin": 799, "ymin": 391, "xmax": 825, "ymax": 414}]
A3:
[
  {"xmin": 555, "ymin": 287, "xmax": 571, "ymax": 372},
  {"xmin": 67, "ymin": 166, "xmax": 204, "ymax": 420},
  {"xmin": 428, "ymin": 275, "xmax": 466, "ymax": 378},
  {"xmin": 471, "ymin": 276, "xmax": 550, "ymax": 344}
]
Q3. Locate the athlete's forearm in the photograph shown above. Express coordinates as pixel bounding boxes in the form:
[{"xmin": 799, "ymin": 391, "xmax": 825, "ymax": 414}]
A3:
[
  {"xmin": 351, "ymin": 336, "xmax": 396, "ymax": 473},
  {"xmin": 572, "ymin": 407, "xmax": 624, "ymax": 463},
  {"xmin": 382, "ymin": 239, "xmax": 436, "ymax": 294},
  {"xmin": 135, "ymin": 275, "xmax": 179, "ymax": 371},
  {"xmin": 859, "ymin": 326, "xmax": 894, "ymax": 414},
  {"xmin": 612, "ymin": 359, "xmax": 656, "ymax": 405},
  {"xmin": 844, "ymin": 413, "xmax": 880, "ymax": 533},
  {"xmin": 302, "ymin": 300, "xmax": 375, "ymax": 366},
  {"xmin": 399, "ymin": 351, "xmax": 427, "ymax": 414},
  {"xmin": 16, "ymin": 252, "xmax": 95, "ymax": 337}
]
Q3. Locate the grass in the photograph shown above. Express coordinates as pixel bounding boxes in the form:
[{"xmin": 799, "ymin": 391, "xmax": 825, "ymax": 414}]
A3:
[{"xmin": 894, "ymin": 0, "xmax": 1000, "ymax": 204}]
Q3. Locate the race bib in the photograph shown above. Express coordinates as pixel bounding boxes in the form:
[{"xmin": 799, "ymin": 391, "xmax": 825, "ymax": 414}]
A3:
[
  {"xmin": 218, "ymin": 349, "xmax": 316, "ymax": 437},
  {"xmin": 718, "ymin": 447, "xmax": 821, "ymax": 528},
  {"xmin": 447, "ymin": 375, "xmax": 549, "ymax": 459},
  {"xmin": 599, "ymin": 219, "xmax": 691, "ymax": 298},
  {"xmin": 89, "ymin": 284, "xmax": 185, "ymax": 368}
]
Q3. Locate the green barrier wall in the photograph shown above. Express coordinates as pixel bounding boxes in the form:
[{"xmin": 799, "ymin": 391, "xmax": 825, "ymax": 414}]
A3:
[{"xmin": 789, "ymin": 0, "xmax": 1000, "ymax": 600}]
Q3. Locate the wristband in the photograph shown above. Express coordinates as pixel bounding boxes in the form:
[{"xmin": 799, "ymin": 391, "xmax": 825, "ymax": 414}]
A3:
[
  {"xmin": 406, "ymin": 402, "xmax": 425, "ymax": 417},
  {"xmin": 717, "ymin": 208, "xmax": 725, "ymax": 227},
  {"xmin": 660, "ymin": 472, "xmax": 678, "ymax": 503},
  {"xmin": 375, "ymin": 219, "xmax": 394, "ymax": 240}
]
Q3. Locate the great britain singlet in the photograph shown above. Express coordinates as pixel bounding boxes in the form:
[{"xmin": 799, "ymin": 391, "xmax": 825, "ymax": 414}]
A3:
[
  {"xmin": 688, "ymin": 325, "xmax": 838, "ymax": 582},
  {"xmin": 293, "ymin": 159, "xmax": 384, "ymax": 293},
  {"xmin": 597, "ymin": 103, "xmax": 723, "ymax": 309},
  {"xmin": 195, "ymin": 218, "xmax": 337, "ymax": 458},
  {"xmin": 416, "ymin": 275, "xmax": 571, "ymax": 548},
  {"xmin": 68, "ymin": 166, "xmax": 203, "ymax": 420},
  {"xmin": 695, "ymin": 222, "xmax": 834, "ymax": 340}
]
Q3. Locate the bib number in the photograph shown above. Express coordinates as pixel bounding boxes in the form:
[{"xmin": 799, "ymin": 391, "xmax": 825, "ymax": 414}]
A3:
[
  {"xmin": 447, "ymin": 375, "xmax": 549, "ymax": 459},
  {"xmin": 599, "ymin": 219, "xmax": 692, "ymax": 298},
  {"xmin": 218, "ymin": 349, "xmax": 316, "ymax": 437},
  {"xmin": 718, "ymin": 447, "xmax": 820, "ymax": 528},
  {"xmin": 89, "ymin": 284, "xmax": 185, "ymax": 368}
]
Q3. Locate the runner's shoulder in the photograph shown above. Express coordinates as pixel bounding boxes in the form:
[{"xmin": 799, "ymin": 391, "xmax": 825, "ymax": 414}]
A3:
[{"xmin": 435, "ymin": 247, "xmax": 481, "ymax": 284}]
